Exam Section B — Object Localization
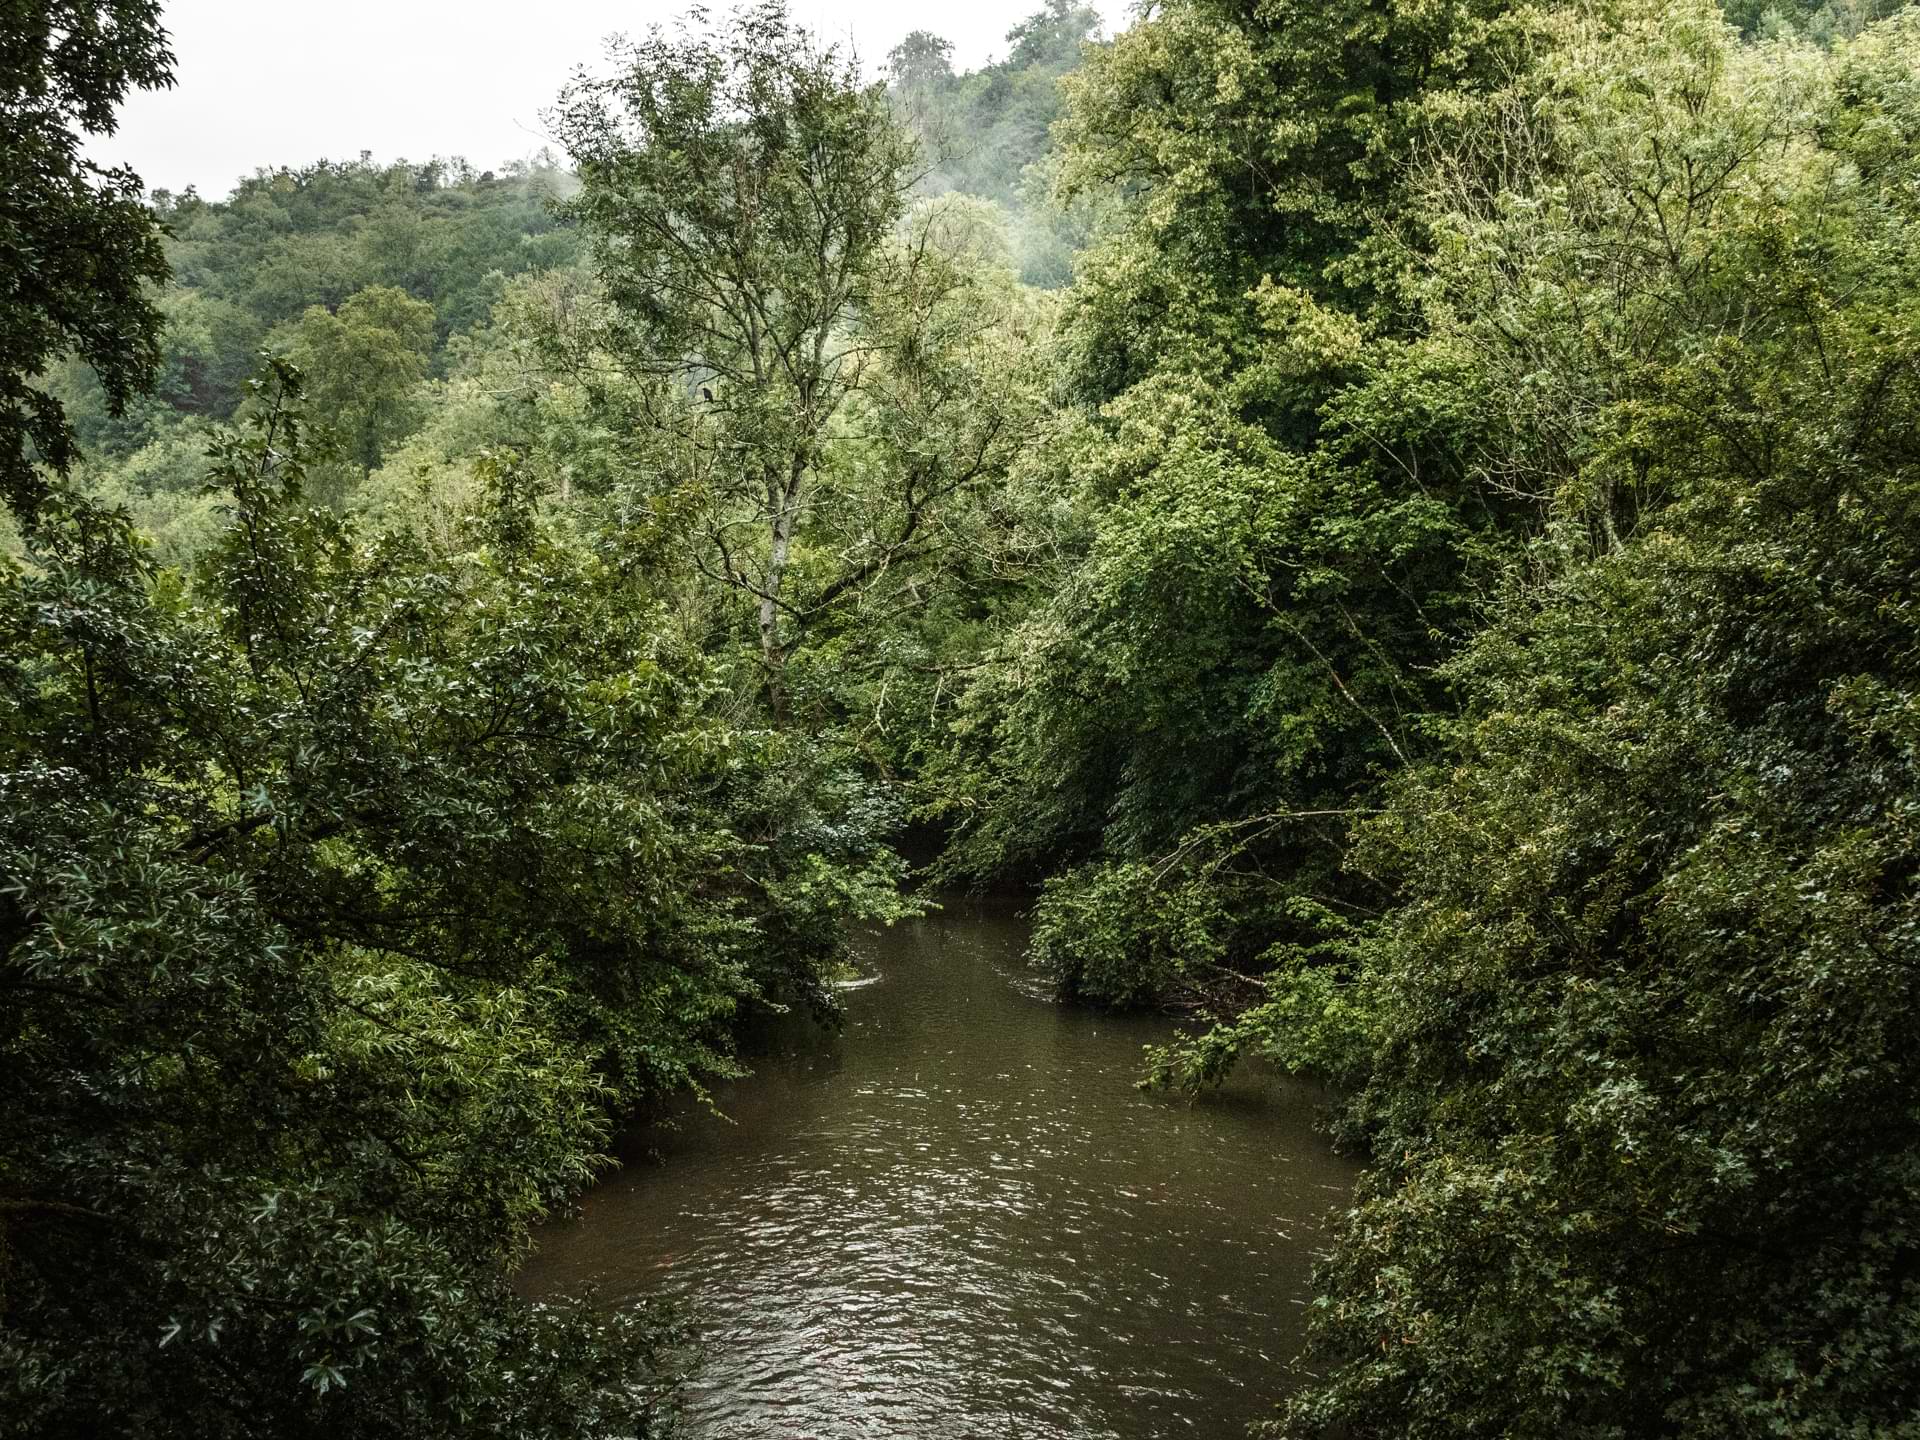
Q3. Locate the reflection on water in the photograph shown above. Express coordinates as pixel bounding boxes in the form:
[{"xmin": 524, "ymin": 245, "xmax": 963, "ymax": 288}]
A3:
[{"xmin": 517, "ymin": 898, "xmax": 1357, "ymax": 1439}]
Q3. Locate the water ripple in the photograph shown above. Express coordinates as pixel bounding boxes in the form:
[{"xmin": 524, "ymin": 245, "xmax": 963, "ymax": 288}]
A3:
[{"xmin": 520, "ymin": 900, "xmax": 1355, "ymax": 1440}]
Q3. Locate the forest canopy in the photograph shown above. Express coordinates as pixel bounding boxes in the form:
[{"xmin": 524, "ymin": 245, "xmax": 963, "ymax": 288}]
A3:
[{"xmin": 4, "ymin": 0, "xmax": 1919, "ymax": 1436}]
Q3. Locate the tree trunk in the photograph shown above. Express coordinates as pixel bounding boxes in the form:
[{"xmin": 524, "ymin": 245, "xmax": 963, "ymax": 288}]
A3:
[{"xmin": 758, "ymin": 466, "xmax": 800, "ymax": 724}]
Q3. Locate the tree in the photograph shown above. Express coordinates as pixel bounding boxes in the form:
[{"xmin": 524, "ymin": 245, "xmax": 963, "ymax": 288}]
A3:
[
  {"xmin": 2, "ymin": 363, "xmax": 712, "ymax": 1436},
  {"xmin": 921, "ymin": 0, "xmax": 1538, "ymax": 1036},
  {"xmin": 1051, "ymin": 0, "xmax": 1534, "ymax": 402},
  {"xmin": 280, "ymin": 284, "xmax": 436, "ymax": 474},
  {"xmin": 1280, "ymin": 6, "xmax": 1920, "ymax": 1433},
  {"xmin": 884, "ymin": 1, "xmax": 1105, "ymax": 284},
  {"xmin": 551, "ymin": 0, "xmax": 988, "ymax": 720},
  {"xmin": 0, "ymin": 0, "xmax": 173, "ymax": 522},
  {"xmin": 886, "ymin": 29, "xmax": 955, "ymax": 93},
  {"xmin": 1005, "ymin": 0, "xmax": 1100, "ymax": 70},
  {"xmin": 2, "ymin": 13, "xmax": 913, "ymax": 1421},
  {"xmin": 1720, "ymin": 0, "xmax": 1911, "ymax": 38}
]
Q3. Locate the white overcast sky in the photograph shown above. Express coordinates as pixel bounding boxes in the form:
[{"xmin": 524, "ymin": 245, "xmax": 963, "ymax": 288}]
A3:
[{"xmin": 94, "ymin": 0, "xmax": 1131, "ymax": 199}]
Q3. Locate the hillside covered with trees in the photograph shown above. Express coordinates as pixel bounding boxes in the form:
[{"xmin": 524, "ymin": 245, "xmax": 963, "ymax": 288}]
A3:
[{"xmin": 4, "ymin": 0, "xmax": 1919, "ymax": 1437}]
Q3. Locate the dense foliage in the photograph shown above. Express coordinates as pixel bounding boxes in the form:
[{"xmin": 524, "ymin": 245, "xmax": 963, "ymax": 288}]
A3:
[
  {"xmin": 0, "ymin": 0, "xmax": 170, "ymax": 520},
  {"xmin": 914, "ymin": 0, "xmax": 1920, "ymax": 1433},
  {"xmin": 924, "ymin": 0, "xmax": 1543, "ymax": 1035},
  {"xmin": 1, "ymin": 5, "xmax": 921, "ymax": 1435},
  {"xmin": 1279, "ymin": 7, "xmax": 1920, "ymax": 1432},
  {"xmin": 21, "ymin": 152, "xmax": 581, "ymax": 560},
  {"xmin": 9, "ymin": 0, "xmax": 1920, "ymax": 1434},
  {"xmin": 886, "ymin": 0, "xmax": 1104, "ymax": 283},
  {"xmin": 3, "ymin": 378, "xmax": 696, "ymax": 1432}
]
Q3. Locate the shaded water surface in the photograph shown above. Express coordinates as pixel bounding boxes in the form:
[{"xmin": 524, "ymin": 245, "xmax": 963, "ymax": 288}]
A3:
[{"xmin": 519, "ymin": 899, "xmax": 1356, "ymax": 1439}]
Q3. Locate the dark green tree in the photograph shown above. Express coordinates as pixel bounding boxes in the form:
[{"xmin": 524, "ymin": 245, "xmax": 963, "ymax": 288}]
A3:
[
  {"xmin": 1, "ymin": 10, "xmax": 906, "ymax": 1428},
  {"xmin": 2, "ymin": 364, "xmax": 712, "ymax": 1436},
  {"xmin": 923, "ymin": 0, "xmax": 1539, "ymax": 1035},
  {"xmin": 1282, "ymin": 5, "xmax": 1920, "ymax": 1433},
  {"xmin": 0, "ymin": 0, "xmax": 172, "ymax": 521},
  {"xmin": 887, "ymin": 29, "xmax": 955, "ymax": 93}
]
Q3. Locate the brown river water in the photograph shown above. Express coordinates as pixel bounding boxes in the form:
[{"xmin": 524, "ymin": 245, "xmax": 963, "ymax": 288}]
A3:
[{"xmin": 517, "ymin": 897, "xmax": 1357, "ymax": 1438}]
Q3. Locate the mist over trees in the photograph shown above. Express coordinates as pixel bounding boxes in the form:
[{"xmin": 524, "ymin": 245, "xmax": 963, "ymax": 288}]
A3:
[{"xmin": 5, "ymin": 0, "xmax": 1920, "ymax": 1436}]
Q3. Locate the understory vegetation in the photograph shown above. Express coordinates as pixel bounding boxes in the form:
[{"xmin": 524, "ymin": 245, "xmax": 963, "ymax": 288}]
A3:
[{"xmin": 5, "ymin": 0, "xmax": 1919, "ymax": 1435}]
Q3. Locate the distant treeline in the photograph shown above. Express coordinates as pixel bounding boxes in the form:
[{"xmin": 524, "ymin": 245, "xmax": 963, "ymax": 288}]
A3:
[{"xmin": 6, "ymin": 0, "xmax": 1920, "ymax": 1437}]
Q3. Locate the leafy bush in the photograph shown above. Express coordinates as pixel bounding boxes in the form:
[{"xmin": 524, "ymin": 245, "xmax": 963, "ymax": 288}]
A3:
[{"xmin": 1279, "ymin": 5, "xmax": 1920, "ymax": 1433}]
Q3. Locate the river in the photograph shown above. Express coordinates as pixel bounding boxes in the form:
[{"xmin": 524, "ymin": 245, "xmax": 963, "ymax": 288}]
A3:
[{"xmin": 517, "ymin": 897, "xmax": 1357, "ymax": 1438}]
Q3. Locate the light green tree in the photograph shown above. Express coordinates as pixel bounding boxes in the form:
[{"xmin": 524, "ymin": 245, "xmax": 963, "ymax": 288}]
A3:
[
  {"xmin": 281, "ymin": 284, "xmax": 436, "ymax": 475},
  {"xmin": 552, "ymin": 2, "xmax": 1038, "ymax": 720}
]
